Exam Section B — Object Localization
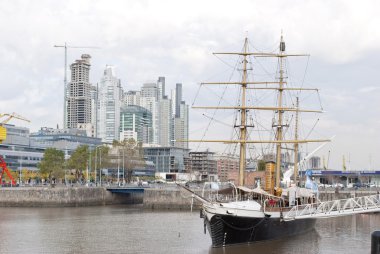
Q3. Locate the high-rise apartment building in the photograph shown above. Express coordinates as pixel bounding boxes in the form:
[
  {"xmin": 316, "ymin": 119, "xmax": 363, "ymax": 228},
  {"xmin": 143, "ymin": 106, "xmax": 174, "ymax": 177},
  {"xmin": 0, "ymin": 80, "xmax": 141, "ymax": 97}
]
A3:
[
  {"xmin": 157, "ymin": 77, "xmax": 165, "ymax": 100},
  {"xmin": 174, "ymin": 102, "xmax": 189, "ymax": 149},
  {"xmin": 171, "ymin": 83, "xmax": 189, "ymax": 149},
  {"xmin": 124, "ymin": 77, "xmax": 188, "ymax": 148},
  {"xmin": 120, "ymin": 105, "xmax": 153, "ymax": 144},
  {"xmin": 124, "ymin": 90, "xmax": 141, "ymax": 106},
  {"xmin": 140, "ymin": 95, "xmax": 158, "ymax": 144},
  {"xmin": 175, "ymin": 83, "xmax": 182, "ymax": 118},
  {"xmin": 140, "ymin": 81, "xmax": 165, "ymax": 145},
  {"xmin": 159, "ymin": 97, "xmax": 172, "ymax": 147},
  {"xmin": 96, "ymin": 66, "xmax": 123, "ymax": 143},
  {"xmin": 66, "ymin": 54, "xmax": 94, "ymax": 133},
  {"xmin": 141, "ymin": 82, "xmax": 159, "ymax": 98}
]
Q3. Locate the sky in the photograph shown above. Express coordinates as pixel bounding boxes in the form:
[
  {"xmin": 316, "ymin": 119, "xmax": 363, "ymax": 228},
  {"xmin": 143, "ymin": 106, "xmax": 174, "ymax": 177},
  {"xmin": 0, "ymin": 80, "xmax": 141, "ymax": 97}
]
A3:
[{"xmin": 0, "ymin": 0, "xmax": 379, "ymax": 170}]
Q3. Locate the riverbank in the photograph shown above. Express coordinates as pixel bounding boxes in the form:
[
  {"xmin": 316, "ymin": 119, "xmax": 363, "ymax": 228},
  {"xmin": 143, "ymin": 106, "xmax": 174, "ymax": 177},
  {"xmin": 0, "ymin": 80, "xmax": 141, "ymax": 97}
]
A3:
[
  {"xmin": 0, "ymin": 186, "xmax": 378, "ymax": 208},
  {"xmin": 143, "ymin": 188, "xmax": 380, "ymax": 209},
  {"xmin": 0, "ymin": 186, "xmax": 142, "ymax": 207}
]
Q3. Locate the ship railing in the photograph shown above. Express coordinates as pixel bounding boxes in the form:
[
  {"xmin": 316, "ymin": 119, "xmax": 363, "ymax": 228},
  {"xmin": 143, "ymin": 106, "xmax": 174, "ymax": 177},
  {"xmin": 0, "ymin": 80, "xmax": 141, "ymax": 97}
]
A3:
[
  {"xmin": 207, "ymin": 193, "xmax": 262, "ymax": 203},
  {"xmin": 284, "ymin": 194, "xmax": 380, "ymax": 220}
]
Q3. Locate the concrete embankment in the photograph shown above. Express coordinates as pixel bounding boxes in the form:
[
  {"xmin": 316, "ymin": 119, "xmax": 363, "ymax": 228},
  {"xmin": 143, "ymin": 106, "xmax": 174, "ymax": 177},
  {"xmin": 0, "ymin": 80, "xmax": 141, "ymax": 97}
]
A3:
[
  {"xmin": 143, "ymin": 188, "xmax": 380, "ymax": 210},
  {"xmin": 0, "ymin": 187, "xmax": 377, "ymax": 208},
  {"xmin": 0, "ymin": 187, "xmax": 142, "ymax": 207},
  {"xmin": 143, "ymin": 188, "xmax": 204, "ymax": 210}
]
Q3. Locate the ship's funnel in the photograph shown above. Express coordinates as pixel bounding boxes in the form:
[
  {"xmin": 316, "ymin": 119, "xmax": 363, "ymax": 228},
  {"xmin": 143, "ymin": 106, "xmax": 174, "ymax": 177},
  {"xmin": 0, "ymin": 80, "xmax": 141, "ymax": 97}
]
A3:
[{"xmin": 265, "ymin": 161, "xmax": 275, "ymax": 194}]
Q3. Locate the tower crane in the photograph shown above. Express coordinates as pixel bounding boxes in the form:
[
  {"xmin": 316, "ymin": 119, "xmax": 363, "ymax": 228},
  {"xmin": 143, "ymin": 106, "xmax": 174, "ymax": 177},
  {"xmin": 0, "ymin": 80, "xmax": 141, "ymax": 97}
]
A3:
[
  {"xmin": 54, "ymin": 43, "xmax": 100, "ymax": 129},
  {"xmin": 0, "ymin": 113, "xmax": 30, "ymax": 185}
]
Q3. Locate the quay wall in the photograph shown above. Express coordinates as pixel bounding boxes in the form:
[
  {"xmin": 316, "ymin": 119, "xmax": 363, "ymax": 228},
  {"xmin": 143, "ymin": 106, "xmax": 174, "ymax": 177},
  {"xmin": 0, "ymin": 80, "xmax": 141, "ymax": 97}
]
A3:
[
  {"xmin": 143, "ymin": 188, "xmax": 380, "ymax": 210},
  {"xmin": 0, "ymin": 187, "xmax": 377, "ymax": 208},
  {"xmin": 0, "ymin": 187, "xmax": 142, "ymax": 207},
  {"xmin": 143, "ymin": 188, "xmax": 204, "ymax": 210}
]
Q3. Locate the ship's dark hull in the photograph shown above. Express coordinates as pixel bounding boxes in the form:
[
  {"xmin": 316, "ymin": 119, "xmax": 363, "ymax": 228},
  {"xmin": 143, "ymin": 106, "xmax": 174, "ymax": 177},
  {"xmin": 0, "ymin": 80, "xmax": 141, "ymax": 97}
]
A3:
[{"xmin": 205, "ymin": 213, "xmax": 316, "ymax": 248}]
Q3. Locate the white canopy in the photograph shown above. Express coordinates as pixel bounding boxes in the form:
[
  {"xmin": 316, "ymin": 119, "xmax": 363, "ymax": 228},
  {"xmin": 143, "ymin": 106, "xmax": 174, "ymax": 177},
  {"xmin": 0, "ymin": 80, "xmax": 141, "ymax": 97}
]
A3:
[{"xmin": 237, "ymin": 186, "xmax": 281, "ymax": 199}]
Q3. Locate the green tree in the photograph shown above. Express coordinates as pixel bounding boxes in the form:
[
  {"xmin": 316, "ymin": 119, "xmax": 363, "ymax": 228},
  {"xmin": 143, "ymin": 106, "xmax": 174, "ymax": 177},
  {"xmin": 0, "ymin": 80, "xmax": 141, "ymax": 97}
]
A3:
[
  {"xmin": 120, "ymin": 138, "xmax": 143, "ymax": 183},
  {"xmin": 257, "ymin": 160, "xmax": 266, "ymax": 172},
  {"xmin": 67, "ymin": 145, "xmax": 89, "ymax": 182},
  {"xmin": 38, "ymin": 148, "xmax": 65, "ymax": 184},
  {"xmin": 107, "ymin": 139, "xmax": 142, "ymax": 183}
]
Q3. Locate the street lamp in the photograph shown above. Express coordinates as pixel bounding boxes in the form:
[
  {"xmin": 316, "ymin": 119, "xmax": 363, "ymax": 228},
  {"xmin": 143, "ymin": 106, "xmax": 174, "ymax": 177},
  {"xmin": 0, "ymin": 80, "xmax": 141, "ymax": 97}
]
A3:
[
  {"xmin": 94, "ymin": 145, "xmax": 103, "ymax": 186},
  {"xmin": 117, "ymin": 149, "xmax": 120, "ymax": 186},
  {"xmin": 123, "ymin": 148, "xmax": 125, "ymax": 186},
  {"xmin": 19, "ymin": 156, "xmax": 22, "ymax": 186}
]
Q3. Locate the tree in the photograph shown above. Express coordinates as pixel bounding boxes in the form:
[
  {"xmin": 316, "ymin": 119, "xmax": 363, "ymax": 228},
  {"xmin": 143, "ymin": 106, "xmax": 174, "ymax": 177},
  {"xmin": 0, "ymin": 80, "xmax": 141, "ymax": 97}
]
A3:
[
  {"xmin": 108, "ymin": 139, "xmax": 143, "ymax": 183},
  {"xmin": 38, "ymin": 148, "xmax": 65, "ymax": 184},
  {"xmin": 257, "ymin": 160, "xmax": 266, "ymax": 172},
  {"xmin": 67, "ymin": 145, "xmax": 89, "ymax": 182},
  {"xmin": 121, "ymin": 139, "xmax": 144, "ymax": 183}
]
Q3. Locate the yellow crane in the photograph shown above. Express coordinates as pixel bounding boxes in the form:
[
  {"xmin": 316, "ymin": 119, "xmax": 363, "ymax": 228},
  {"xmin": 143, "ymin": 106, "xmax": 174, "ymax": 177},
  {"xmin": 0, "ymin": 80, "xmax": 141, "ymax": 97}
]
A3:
[
  {"xmin": 0, "ymin": 113, "xmax": 30, "ymax": 143},
  {"xmin": 0, "ymin": 113, "xmax": 30, "ymax": 185}
]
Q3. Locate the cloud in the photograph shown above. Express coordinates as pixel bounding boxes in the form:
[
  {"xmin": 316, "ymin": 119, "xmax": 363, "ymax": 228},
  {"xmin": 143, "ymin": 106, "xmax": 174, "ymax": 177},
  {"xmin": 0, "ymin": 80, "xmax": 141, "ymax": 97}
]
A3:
[
  {"xmin": 0, "ymin": 0, "xmax": 379, "ymax": 169},
  {"xmin": 358, "ymin": 86, "xmax": 380, "ymax": 93}
]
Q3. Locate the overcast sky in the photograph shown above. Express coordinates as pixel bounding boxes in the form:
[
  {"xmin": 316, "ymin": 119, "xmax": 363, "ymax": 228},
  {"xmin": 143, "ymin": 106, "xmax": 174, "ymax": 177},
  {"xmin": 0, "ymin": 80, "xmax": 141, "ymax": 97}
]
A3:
[{"xmin": 0, "ymin": 0, "xmax": 379, "ymax": 170}]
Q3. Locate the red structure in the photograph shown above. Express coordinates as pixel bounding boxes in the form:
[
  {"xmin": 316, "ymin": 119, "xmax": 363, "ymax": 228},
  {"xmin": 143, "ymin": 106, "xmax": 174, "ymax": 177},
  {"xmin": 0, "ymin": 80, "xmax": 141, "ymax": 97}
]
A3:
[{"xmin": 0, "ymin": 157, "xmax": 16, "ymax": 186}]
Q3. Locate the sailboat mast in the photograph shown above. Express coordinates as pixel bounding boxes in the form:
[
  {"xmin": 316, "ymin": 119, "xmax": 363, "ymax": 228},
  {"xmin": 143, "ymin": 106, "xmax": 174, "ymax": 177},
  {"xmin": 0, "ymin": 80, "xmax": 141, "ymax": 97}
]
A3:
[
  {"xmin": 238, "ymin": 38, "xmax": 248, "ymax": 186},
  {"xmin": 293, "ymin": 97, "xmax": 300, "ymax": 186},
  {"xmin": 275, "ymin": 35, "xmax": 286, "ymax": 189}
]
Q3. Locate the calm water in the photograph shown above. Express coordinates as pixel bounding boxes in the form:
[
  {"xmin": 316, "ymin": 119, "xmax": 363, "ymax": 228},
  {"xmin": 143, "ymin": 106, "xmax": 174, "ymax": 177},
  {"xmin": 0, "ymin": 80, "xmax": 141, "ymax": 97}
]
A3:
[{"xmin": 0, "ymin": 205, "xmax": 378, "ymax": 254}]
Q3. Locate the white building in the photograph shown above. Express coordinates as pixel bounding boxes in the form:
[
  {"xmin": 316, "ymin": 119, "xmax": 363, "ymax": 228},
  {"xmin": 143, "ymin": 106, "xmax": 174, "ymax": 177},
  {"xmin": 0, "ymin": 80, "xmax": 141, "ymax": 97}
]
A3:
[
  {"xmin": 140, "ymin": 82, "xmax": 163, "ymax": 145},
  {"xmin": 140, "ymin": 96, "xmax": 158, "ymax": 144},
  {"xmin": 124, "ymin": 90, "xmax": 141, "ymax": 106},
  {"xmin": 171, "ymin": 83, "xmax": 189, "ymax": 149},
  {"xmin": 66, "ymin": 54, "xmax": 94, "ymax": 131},
  {"xmin": 96, "ymin": 66, "xmax": 123, "ymax": 143},
  {"xmin": 174, "ymin": 102, "xmax": 189, "ymax": 149},
  {"xmin": 159, "ymin": 97, "xmax": 172, "ymax": 147}
]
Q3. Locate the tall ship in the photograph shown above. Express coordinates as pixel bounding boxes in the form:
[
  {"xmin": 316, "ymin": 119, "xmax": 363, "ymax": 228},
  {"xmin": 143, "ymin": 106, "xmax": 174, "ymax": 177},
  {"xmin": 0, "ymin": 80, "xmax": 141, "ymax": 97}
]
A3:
[{"xmin": 182, "ymin": 34, "xmax": 380, "ymax": 248}]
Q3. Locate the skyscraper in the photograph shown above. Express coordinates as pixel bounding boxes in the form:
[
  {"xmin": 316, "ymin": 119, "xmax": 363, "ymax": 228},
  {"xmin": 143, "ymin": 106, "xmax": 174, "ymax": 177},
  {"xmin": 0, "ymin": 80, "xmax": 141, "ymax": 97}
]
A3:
[
  {"xmin": 120, "ymin": 105, "xmax": 153, "ymax": 144},
  {"xmin": 175, "ymin": 83, "xmax": 182, "ymax": 118},
  {"xmin": 174, "ymin": 102, "xmax": 189, "ymax": 149},
  {"xmin": 171, "ymin": 83, "xmax": 189, "ymax": 149},
  {"xmin": 66, "ymin": 54, "xmax": 94, "ymax": 132},
  {"xmin": 125, "ymin": 77, "xmax": 188, "ymax": 148},
  {"xmin": 159, "ymin": 96, "xmax": 172, "ymax": 147},
  {"xmin": 157, "ymin": 77, "xmax": 165, "ymax": 100},
  {"xmin": 96, "ymin": 66, "xmax": 123, "ymax": 143},
  {"xmin": 140, "ymin": 83, "xmax": 160, "ymax": 145},
  {"xmin": 140, "ymin": 99, "xmax": 158, "ymax": 144},
  {"xmin": 124, "ymin": 90, "xmax": 141, "ymax": 106}
]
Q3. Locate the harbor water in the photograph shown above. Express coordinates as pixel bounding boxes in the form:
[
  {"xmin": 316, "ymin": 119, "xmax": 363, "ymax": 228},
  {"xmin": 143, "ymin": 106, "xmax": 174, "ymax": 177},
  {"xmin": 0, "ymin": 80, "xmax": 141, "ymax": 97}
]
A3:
[{"xmin": 0, "ymin": 205, "xmax": 378, "ymax": 254}]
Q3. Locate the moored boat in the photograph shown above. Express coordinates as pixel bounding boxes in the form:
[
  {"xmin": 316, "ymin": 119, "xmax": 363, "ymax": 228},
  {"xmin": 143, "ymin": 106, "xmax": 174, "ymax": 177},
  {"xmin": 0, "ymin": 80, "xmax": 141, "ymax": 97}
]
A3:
[{"xmin": 181, "ymin": 34, "xmax": 380, "ymax": 248}]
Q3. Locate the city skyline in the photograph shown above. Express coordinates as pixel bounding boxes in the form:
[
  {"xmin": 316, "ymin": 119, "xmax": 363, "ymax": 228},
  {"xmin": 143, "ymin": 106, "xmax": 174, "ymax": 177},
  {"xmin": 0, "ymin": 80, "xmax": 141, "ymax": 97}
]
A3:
[{"xmin": 0, "ymin": 0, "xmax": 379, "ymax": 170}]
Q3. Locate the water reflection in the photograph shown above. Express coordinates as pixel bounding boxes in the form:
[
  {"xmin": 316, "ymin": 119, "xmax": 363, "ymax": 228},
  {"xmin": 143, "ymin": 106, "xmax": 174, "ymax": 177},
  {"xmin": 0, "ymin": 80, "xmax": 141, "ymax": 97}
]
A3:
[
  {"xmin": 208, "ymin": 229, "xmax": 321, "ymax": 254},
  {"xmin": 0, "ymin": 206, "xmax": 377, "ymax": 254}
]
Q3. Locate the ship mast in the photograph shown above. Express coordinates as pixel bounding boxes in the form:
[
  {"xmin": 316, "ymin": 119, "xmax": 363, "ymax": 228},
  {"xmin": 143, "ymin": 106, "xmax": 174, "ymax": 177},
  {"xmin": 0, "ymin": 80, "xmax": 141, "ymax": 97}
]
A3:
[
  {"xmin": 275, "ymin": 34, "xmax": 286, "ymax": 189},
  {"xmin": 186, "ymin": 35, "xmax": 329, "ymax": 190},
  {"xmin": 293, "ymin": 97, "xmax": 300, "ymax": 186},
  {"xmin": 238, "ymin": 38, "xmax": 249, "ymax": 186}
]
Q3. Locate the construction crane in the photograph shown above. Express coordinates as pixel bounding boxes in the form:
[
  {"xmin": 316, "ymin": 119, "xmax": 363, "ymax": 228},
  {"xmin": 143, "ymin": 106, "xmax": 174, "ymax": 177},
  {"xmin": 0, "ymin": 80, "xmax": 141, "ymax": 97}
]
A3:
[
  {"xmin": 0, "ymin": 113, "xmax": 30, "ymax": 186},
  {"xmin": 54, "ymin": 43, "xmax": 100, "ymax": 129}
]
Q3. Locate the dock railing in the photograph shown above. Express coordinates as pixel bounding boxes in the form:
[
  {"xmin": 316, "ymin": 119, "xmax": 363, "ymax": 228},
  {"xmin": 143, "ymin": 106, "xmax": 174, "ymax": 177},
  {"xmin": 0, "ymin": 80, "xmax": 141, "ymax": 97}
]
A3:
[{"xmin": 284, "ymin": 194, "xmax": 380, "ymax": 220}]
